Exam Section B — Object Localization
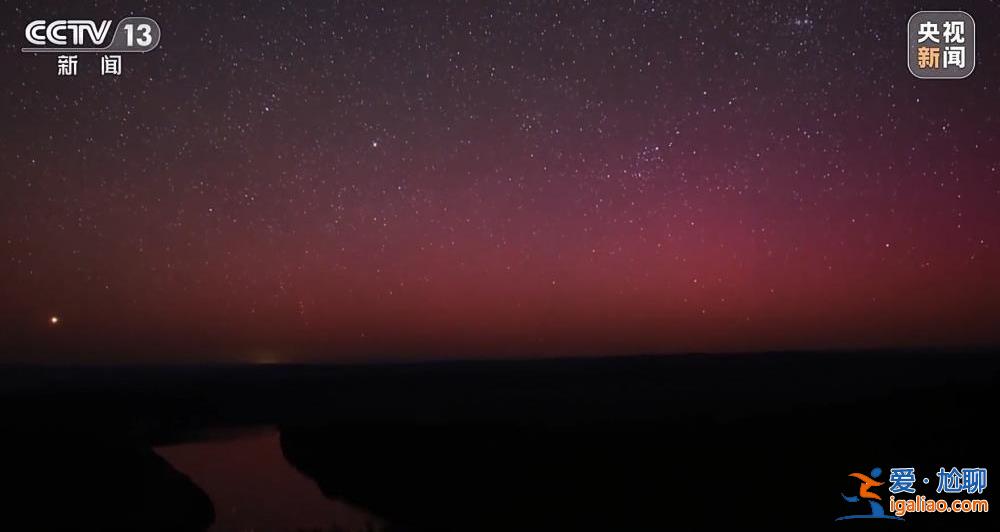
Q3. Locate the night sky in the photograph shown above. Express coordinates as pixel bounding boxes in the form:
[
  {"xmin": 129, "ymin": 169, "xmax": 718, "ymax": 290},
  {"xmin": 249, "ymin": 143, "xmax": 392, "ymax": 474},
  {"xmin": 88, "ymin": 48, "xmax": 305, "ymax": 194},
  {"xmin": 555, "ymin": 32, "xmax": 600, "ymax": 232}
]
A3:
[{"xmin": 2, "ymin": 1, "xmax": 998, "ymax": 362}]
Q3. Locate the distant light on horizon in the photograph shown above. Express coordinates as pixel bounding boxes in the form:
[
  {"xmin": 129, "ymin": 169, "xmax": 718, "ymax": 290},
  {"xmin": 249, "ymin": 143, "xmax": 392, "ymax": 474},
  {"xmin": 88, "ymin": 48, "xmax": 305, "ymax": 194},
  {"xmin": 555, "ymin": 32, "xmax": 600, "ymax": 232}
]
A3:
[{"xmin": 252, "ymin": 351, "xmax": 283, "ymax": 365}]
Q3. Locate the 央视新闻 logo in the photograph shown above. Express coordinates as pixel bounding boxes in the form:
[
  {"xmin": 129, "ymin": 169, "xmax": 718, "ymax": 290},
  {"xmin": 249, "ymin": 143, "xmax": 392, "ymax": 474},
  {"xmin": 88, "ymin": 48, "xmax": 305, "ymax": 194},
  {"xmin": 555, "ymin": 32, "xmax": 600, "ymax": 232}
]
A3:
[{"xmin": 908, "ymin": 11, "xmax": 975, "ymax": 79}]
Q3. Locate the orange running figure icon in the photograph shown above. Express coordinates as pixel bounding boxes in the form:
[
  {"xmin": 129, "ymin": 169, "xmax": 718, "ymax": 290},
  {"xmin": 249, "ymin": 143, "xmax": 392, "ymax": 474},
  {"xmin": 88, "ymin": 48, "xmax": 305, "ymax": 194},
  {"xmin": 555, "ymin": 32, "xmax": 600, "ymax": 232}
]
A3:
[
  {"xmin": 849, "ymin": 471, "xmax": 884, "ymax": 500},
  {"xmin": 835, "ymin": 467, "xmax": 903, "ymax": 521}
]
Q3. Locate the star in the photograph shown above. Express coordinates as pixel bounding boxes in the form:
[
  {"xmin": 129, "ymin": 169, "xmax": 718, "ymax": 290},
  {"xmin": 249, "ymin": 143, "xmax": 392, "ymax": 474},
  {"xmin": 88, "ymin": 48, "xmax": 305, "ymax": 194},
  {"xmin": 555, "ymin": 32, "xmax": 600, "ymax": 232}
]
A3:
[{"xmin": 1, "ymin": 1, "xmax": 998, "ymax": 360}]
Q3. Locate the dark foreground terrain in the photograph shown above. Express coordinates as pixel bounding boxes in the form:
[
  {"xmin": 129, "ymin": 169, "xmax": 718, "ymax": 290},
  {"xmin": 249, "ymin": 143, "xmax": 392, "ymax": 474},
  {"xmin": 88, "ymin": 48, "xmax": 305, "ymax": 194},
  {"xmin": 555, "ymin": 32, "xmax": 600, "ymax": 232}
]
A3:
[{"xmin": 1, "ymin": 350, "xmax": 996, "ymax": 531}]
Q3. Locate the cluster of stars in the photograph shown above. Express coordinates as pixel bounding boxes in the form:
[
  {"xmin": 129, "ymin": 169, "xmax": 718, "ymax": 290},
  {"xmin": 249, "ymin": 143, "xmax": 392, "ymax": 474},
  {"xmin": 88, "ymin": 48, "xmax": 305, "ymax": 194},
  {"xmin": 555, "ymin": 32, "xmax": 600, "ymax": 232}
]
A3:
[{"xmin": 1, "ymin": 1, "xmax": 998, "ymax": 361}]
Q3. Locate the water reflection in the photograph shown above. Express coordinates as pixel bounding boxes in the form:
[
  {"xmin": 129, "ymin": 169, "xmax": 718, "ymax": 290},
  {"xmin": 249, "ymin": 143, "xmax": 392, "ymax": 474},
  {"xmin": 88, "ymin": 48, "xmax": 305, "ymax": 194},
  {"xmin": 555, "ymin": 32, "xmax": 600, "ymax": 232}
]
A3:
[{"xmin": 158, "ymin": 429, "xmax": 384, "ymax": 532}]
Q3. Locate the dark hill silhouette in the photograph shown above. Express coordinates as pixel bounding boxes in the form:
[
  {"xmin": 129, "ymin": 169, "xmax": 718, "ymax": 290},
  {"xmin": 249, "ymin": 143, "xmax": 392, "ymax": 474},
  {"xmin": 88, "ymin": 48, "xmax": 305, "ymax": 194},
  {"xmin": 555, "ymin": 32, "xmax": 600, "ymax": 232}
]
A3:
[
  {"xmin": 1, "ymin": 349, "xmax": 996, "ymax": 530},
  {"xmin": 2, "ymin": 433, "xmax": 214, "ymax": 531}
]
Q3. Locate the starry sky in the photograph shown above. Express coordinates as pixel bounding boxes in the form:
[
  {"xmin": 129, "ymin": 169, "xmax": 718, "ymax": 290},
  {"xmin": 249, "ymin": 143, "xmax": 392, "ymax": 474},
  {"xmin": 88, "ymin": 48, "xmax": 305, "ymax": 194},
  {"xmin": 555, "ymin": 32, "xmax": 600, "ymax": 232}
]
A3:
[{"xmin": 1, "ymin": 1, "xmax": 999, "ymax": 363}]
